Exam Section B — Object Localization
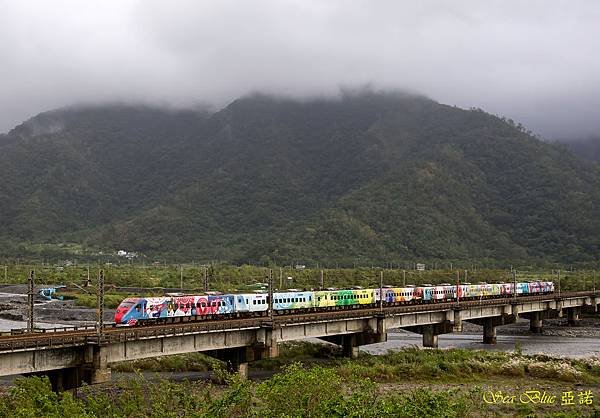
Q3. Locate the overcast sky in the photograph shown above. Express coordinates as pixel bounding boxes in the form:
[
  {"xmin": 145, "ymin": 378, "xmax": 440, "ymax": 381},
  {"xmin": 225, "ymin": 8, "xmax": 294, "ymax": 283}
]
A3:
[{"xmin": 1, "ymin": 0, "xmax": 599, "ymax": 139}]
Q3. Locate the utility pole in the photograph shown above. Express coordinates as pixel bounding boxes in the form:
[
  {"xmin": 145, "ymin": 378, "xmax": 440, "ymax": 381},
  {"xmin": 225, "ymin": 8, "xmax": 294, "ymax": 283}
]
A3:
[
  {"xmin": 456, "ymin": 269, "xmax": 460, "ymax": 307},
  {"xmin": 268, "ymin": 269, "xmax": 274, "ymax": 320},
  {"xmin": 97, "ymin": 270, "xmax": 104, "ymax": 336},
  {"xmin": 513, "ymin": 270, "xmax": 517, "ymax": 302},
  {"xmin": 379, "ymin": 270, "xmax": 384, "ymax": 312},
  {"xmin": 204, "ymin": 266, "xmax": 209, "ymax": 292},
  {"xmin": 180, "ymin": 265, "xmax": 183, "ymax": 291},
  {"xmin": 279, "ymin": 267, "xmax": 283, "ymax": 290},
  {"xmin": 27, "ymin": 270, "xmax": 34, "ymax": 333}
]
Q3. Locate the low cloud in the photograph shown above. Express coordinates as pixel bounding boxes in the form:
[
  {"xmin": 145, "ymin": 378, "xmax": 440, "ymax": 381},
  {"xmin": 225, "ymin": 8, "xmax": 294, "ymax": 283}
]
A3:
[{"xmin": 1, "ymin": 0, "xmax": 599, "ymax": 139}]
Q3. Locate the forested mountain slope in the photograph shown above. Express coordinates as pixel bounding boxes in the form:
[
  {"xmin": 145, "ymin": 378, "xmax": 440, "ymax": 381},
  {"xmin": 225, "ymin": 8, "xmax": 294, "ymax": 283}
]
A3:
[{"xmin": 1, "ymin": 92, "xmax": 598, "ymax": 264}]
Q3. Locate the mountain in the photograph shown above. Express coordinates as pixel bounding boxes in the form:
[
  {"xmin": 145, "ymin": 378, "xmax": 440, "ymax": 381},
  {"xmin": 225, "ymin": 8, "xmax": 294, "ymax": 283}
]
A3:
[
  {"xmin": 561, "ymin": 137, "xmax": 600, "ymax": 164},
  {"xmin": 1, "ymin": 92, "xmax": 599, "ymax": 265}
]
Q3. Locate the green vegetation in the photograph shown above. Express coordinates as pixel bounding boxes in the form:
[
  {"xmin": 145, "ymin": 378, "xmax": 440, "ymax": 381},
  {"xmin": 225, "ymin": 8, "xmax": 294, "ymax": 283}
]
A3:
[
  {"xmin": 566, "ymin": 137, "xmax": 600, "ymax": 164},
  {"xmin": 112, "ymin": 352, "xmax": 217, "ymax": 373},
  {"xmin": 2, "ymin": 348, "xmax": 600, "ymax": 417},
  {"xmin": 1, "ymin": 263, "xmax": 597, "ymax": 294},
  {"xmin": 1, "ymin": 92, "xmax": 599, "ymax": 266},
  {"xmin": 0, "ymin": 366, "xmax": 482, "ymax": 418},
  {"xmin": 112, "ymin": 344, "xmax": 600, "ymax": 385}
]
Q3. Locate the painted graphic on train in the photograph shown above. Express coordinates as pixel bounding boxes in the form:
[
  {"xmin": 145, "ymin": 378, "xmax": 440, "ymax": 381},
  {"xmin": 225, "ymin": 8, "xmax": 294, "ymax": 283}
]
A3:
[{"xmin": 114, "ymin": 281, "xmax": 554, "ymax": 326}]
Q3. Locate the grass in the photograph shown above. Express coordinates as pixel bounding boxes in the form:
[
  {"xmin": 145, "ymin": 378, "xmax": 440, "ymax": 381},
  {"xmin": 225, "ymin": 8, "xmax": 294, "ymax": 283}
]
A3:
[
  {"xmin": 3, "ymin": 348, "xmax": 600, "ymax": 417},
  {"xmin": 111, "ymin": 343, "xmax": 600, "ymax": 386},
  {"xmin": 1, "ymin": 263, "xmax": 598, "ymax": 294}
]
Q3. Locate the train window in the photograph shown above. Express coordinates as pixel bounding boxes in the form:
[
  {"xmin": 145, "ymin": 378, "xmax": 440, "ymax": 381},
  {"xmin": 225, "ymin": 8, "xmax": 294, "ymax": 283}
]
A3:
[
  {"xmin": 246, "ymin": 299, "xmax": 249, "ymax": 304},
  {"xmin": 253, "ymin": 300, "xmax": 256, "ymax": 305},
  {"xmin": 318, "ymin": 297, "xmax": 321, "ymax": 301}
]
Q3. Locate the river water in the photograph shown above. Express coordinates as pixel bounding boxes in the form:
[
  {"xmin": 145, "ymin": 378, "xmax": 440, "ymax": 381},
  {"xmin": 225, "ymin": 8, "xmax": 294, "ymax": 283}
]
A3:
[{"xmin": 361, "ymin": 330, "xmax": 600, "ymax": 358}]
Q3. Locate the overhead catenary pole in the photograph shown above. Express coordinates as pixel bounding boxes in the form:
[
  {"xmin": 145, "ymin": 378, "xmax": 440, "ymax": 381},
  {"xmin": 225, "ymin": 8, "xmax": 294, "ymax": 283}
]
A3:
[
  {"xmin": 513, "ymin": 270, "xmax": 517, "ymax": 302},
  {"xmin": 594, "ymin": 270, "xmax": 596, "ymax": 294},
  {"xmin": 379, "ymin": 270, "xmax": 384, "ymax": 312},
  {"xmin": 403, "ymin": 270, "xmax": 406, "ymax": 287},
  {"xmin": 4, "ymin": 265, "xmax": 7, "ymax": 282},
  {"xmin": 279, "ymin": 267, "xmax": 283, "ymax": 290},
  {"xmin": 97, "ymin": 270, "xmax": 104, "ymax": 335},
  {"xmin": 268, "ymin": 269, "xmax": 274, "ymax": 320},
  {"xmin": 456, "ymin": 269, "xmax": 460, "ymax": 307},
  {"xmin": 180, "ymin": 265, "xmax": 183, "ymax": 291},
  {"xmin": 204, "ymin": 266, "xmax": 209, "ymax": 292},
  {"xmin": 557, "ymin": 269, "xmax": 561, "ymax": 298},
  {"xmin": 320, "ymin": 270, "xmax": 324, "ymax": 289},
  {"xmin": 27, "ymin": 270, "xmax": 34, "ymax": 332}
]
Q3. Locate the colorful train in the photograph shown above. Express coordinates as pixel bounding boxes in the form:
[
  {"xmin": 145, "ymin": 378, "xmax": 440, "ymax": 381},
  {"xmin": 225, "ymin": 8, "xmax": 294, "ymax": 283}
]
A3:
[{"xmin": 115, "ymin": 281, "xmax": 554, "ymax": 326}]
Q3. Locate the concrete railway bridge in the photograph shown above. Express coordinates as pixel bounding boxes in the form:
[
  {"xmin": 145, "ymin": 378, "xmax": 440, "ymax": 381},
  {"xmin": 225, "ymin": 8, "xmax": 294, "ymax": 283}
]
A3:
[{"xmin": 0, "ymin": 291, "xmax": 596, "ymax": 390}]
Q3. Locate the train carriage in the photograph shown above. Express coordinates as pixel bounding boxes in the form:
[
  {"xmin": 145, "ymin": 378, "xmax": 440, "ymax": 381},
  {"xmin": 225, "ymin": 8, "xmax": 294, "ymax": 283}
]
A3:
[
  {"xmin": 234, "ymin": 293, "xmax": 269, "ymax": 313},
  {"xmin": 314, "ymin": 289, "xmax": 373, "ymax": 308},
  {"xmin": 517, "ymin": 282, "xmax": 530, "ymax": 295},
  {"xmin": 115, "ymin": 280, "xmax": 556, "ymax": 326},
  {"xmin": 273, "ymin": 291, "xmax": 313, "ymax": 311}
]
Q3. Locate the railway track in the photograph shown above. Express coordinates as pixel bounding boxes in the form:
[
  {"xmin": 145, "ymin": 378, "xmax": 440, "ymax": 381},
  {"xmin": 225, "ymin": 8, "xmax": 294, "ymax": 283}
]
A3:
[{"xmin": 0, "ymin": 291, "xmax": 594, "ymax": 351}]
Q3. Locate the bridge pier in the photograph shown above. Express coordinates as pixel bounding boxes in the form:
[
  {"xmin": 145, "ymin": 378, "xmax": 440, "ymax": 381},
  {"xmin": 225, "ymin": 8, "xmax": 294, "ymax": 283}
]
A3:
[
  {"xmin": 529, "ymin": 312, "xmax": 543, "ymax": 333},
  {"xmin": 403, "ymin": 323, "xmax": 453, "ymax": 349},
  {"xmin": 422, "ymin": 326, "xmax": 439, "ymax": 348},
  {"xmin": 567, "ymin": 307, "xmax": 581, "ymax": 326},
  {"xmin": 208, "ymin": 347, "xmax": 252, "ymax": 379},
  {"xmin": 464, "ymin": 314, "xmax": 516, "ymax": 345},
  {"xmin": 84, "ymin": 345, "xmax": 111, "ymax": 386},
  {"xmin": 452, "ymin": 309, "xmax": 463, "ymax": 332},
  {"xmin": 483, "ymin": 318, "xmax": 497, "ymax": 344},
  {"xmin": 341, "ymin": 334, "xmax": 359, "ymax": 359},
  {"xmin": 318, "ymin": 322, "xmax": 387, "ymax": 358},
  {"xmin": 45, "ymin": 367, "xmax": 84, "ymax": 392}
]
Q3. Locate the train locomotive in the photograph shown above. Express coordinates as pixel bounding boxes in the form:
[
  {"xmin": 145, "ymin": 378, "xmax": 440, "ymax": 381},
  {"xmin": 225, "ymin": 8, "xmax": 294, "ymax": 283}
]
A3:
[{"xmin": 115, "ymin": 281, "xmax": 554, "ymax": 326}]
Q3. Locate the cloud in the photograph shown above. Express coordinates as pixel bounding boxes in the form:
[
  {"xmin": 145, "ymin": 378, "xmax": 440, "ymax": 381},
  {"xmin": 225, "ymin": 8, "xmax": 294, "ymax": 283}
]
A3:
[{"xmin": 1, "ymin": 0, "xmax": 599, "ymax": 139}]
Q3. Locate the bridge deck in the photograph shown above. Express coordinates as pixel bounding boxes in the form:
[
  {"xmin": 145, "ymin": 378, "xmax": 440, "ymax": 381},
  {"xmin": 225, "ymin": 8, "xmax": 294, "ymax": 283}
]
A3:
[{"xmin": 0, "ymin": 291, "xmax": 593, "ymax": 352}]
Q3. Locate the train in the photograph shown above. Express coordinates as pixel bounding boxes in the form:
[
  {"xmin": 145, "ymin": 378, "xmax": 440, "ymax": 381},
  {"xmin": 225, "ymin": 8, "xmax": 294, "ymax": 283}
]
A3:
[{"xmin": 114, "ymin": 281, "xmax": 554, "ymax": 326}]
